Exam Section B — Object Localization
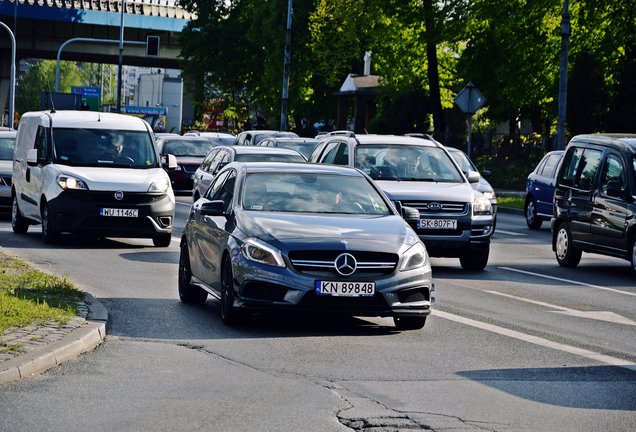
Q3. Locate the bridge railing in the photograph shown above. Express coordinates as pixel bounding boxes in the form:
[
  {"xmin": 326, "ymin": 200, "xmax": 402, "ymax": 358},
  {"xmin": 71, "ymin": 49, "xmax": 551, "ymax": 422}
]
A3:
[{"xmin": 12, "ymin": 0, "xmax": 195, "ymax": 20}]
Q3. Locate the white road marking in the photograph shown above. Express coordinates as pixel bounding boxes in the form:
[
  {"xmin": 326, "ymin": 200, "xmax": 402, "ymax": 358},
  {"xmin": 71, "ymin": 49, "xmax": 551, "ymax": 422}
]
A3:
[
  {"xmin": 433, "ymin": 309, "xmax": 636, "ymax": 372},
  {"xmin": 494, "ymin": 229, "xmax": 526, "ymax": 236},
  {"xmin": 500, "ymin": 266, "xmax": 636, "ymax": 297},
  {"xmin": 485, "ymin": 290, "xmax": 636, "ymax": 326}
]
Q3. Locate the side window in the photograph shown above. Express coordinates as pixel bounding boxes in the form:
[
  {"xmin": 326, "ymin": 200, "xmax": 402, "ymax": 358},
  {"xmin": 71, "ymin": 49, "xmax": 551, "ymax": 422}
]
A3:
[
  {"xmin": 321, "ymin": 142, "xmax": 348, "ymax": 165},
  {"xmin": 542, "ymin": 154, "xmax": 562, "ymax": 178},
  {"xmin": 211, "ymin": 170, "xmax": 236, "ymax": 212},
  {"xmin": 535, "ymin": 157, "xmax": 548, "ymax": 176},
  {"xmin": 205, "ymin": 170, "xmax": 230, "ymax": 199},
  {"xmin": 576, "ymin": 149, "xmax": 602, "ymax": 191},
  {"xmin": 34, "ymin": 126, "xmax": 49, "ymax": 162},
  {"xmin": 200, "ymin": 149, "xmax": 219, "ymax": 172},
  {"xmin": 309, "ymin": 142, "xmax": 328, "ymax": 163},
  {"xmin": 558, "ymin": 147, "xmax": 582, "ymax": 187},
  {"xmin": 600, "ymin": 154, "xmax": 625, "ymax": 196}
]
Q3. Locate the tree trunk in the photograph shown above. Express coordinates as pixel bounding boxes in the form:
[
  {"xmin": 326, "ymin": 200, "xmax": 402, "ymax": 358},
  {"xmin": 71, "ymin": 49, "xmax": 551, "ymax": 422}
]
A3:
[{"xmin": 423, "ymin": 0, "xmax": 445, "ymax": 142}]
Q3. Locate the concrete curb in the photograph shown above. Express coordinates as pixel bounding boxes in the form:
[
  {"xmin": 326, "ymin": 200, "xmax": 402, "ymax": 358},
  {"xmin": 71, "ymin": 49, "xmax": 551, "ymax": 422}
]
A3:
[{"xmin": 0, "ymin": 293, "xmax": 108, "ymax": 386}]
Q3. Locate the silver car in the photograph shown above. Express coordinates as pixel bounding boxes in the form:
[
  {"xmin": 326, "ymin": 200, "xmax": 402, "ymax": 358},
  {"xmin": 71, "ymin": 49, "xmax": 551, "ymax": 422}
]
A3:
[{"xmin": 0, "ymin": 128, "xmax": 17, "ymax": 213}]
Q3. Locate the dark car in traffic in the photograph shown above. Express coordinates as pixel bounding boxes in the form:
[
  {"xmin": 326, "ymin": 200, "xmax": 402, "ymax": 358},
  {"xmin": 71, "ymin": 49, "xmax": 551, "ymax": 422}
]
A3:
[
  {"xmin": 235, "ymin": 130, "xmax": 298, "ymax": 146},
  {"xmin": 524, "ymin": 150, "xmax": 564, "ymax": 229},
  {"xmin": 191, "ymin": 146, "xmax": 306, "ymax": 201},
  {"xmin": 0, "ymin": 128, "xmax": 17, "ymax": 213},
  {"xmin": 552, "ymin": 134, "xmax": 636, "ymax": 273},
  {"xmin": 258, "ymin": 136, "xmax": 320, "ymax": 159},
  {"xmin": 155, "ymin": 135, "xmax": 215, "ymax": 193},
  {"xmin": 179, "ymin": 162, "xmax": 434, "ymax": 330}
]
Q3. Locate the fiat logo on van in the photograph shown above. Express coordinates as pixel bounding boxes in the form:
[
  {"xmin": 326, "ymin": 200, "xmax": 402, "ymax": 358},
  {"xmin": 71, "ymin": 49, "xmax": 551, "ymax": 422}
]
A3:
[
  {"xmin": 114, "ymin": 191, "xmax": 124, "ymax": 201},
  {"xmin": 427, "ymin": 202, "xmax": 443, "ymax": 211}
]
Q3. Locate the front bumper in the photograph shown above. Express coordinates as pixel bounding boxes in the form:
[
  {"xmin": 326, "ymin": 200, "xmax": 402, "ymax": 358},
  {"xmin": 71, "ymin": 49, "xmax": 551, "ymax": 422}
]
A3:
[{"xmin": 47, "ymin": 189, "xmax": 174, "ymax": 238}]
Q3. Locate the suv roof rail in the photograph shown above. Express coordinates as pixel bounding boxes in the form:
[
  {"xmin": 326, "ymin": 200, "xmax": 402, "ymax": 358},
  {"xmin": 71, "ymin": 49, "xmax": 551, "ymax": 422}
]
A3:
[
  {"xmin": 405, "ymin": 132, "xmax": 443, "ymax": 146},
  {"xmin": 326, "ymin": 130, "xmax": 356, "ymax": 138}
]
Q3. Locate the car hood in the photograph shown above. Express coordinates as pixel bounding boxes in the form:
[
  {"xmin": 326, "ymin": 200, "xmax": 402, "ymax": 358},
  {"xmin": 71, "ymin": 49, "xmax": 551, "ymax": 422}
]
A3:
[
  {"xmin": 54, "ymin": 165, "xmax": 169, "ymax": 192},
  {"xmin": 375, "ymin": 180, "xmax": 477, "ymax": 202},
  {"xmin": 175, "ymin": 156, "xmax": 205, "ymax": 165},
  {"xmin": 236, "ymin": 211, "xmax": 411, "ymax": 253}
]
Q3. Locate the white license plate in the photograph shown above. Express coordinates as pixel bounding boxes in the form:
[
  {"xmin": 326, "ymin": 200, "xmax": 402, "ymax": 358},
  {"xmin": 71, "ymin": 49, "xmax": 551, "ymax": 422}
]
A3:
[
  {"xmin": 418, "ymin": 219, "xmax": 457, "ymax": 229},
  {"xmin": 315, "ymin": 281, "xmax": 376, "ymax": 297},
  {"xmin": 100, "ymin": 208, "xmax": 139, "ymax": 217}
]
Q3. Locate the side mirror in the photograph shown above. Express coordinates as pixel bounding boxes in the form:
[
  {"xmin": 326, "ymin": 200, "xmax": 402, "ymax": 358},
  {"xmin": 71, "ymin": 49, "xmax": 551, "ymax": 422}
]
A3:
[
  {"xmin": 162, "ymin": 154, "xmax": 177, "ymax": 170},
  {"xmin": 26, "ymin": 148, "xmax": 38, "ymax": 166},
  {"xmin": 606, "ymin": 180, "xmax": 624, "ymax": 198},
  {"xmin": 199, "ymin": 200, "xmax": 226, "ymax": 216},
  {"xmin": 480, "ymin": 169, "xmax": 492, "ymax": 177},
  {"xmin": 401, "ymin": 206, "xmax": 420, "ymax": 221},
  {"xmin": 467, "ymin": 170, "xmax": 481, "ymax": 183}
]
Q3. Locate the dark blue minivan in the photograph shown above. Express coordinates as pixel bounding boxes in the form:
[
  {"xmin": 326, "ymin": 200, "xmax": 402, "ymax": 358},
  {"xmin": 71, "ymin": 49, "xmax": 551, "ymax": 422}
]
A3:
[{"xmin": 524, "ymin": 150, "xmax": 564, "ymax": 229}]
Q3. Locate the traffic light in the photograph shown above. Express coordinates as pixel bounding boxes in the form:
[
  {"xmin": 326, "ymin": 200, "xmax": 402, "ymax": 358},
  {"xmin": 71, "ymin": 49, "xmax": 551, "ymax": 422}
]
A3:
[{"xmin": 146, "ymin": 36, "xmax": 160, "ymax": 57}]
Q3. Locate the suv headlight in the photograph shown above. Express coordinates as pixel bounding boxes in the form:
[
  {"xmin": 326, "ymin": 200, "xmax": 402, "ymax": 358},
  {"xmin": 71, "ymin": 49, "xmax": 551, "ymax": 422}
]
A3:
[
  {"xmin": 148, "ymin": 177, "xmax": 171, "ymax": 193},
  {"xmin": 241, "ymin": 238, "xmax": 286, "ymax": 268},
  {"xmin": 57, "ymin": 175, "xmax": 88, "ymax": 190},
  {"xmin": 473, "ymin": 196, "xmax": 492, "ymax": 216},
  {"xmin": 399, "ymin": 241, "xmax": 428, "ymax": 271}
]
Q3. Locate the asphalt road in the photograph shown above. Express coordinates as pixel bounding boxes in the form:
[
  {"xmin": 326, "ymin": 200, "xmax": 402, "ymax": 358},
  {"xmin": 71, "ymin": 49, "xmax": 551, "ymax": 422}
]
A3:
[{"xmin": 0, "ymin": 200, "xmax": 634, "ymax": 432}]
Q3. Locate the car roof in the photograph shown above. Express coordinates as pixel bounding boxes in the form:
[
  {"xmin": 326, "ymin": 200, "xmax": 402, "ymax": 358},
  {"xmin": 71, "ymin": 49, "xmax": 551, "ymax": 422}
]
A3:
[
  {"xmin": 0, "ymin": 130, "xmax": 17, "ymax": 138},
  {"xmin": 346, "ymin": 134, "xmax": 438, "ymax": 147},
  {"xmin": 570, "ymin": 134, "xmax": 636, "ymax": 152},
  {"xmin": 230, "ymin": 161, "xmax": 366, "ymax": 176},
  {"xmin": 229, "ymin": 146, "xmax": 303, "ymax": 155},
  {"xmin": 22, "ymin": 110, "xmax": 150, "ymax": 131},
  {"xmin": 157, "ymin": 135, "xmax": 210, "ymax": 142},
  {"xmin": 263, "ymin": 137, "xmax": 319, "ymax": 143},
  {"xmin": 187, "ymin": 131, "xmax": 235, "ymax": 138}
]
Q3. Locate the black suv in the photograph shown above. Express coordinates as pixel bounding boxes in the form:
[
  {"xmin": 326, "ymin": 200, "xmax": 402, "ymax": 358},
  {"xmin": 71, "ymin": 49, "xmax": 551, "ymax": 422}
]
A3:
[
  {"xmin": 552, "ymin": 134, "xmax": 636, "ymax": 274},
  {"xmin": 309, "ymin": 131, "xmax": 494, "ymax": 271}
]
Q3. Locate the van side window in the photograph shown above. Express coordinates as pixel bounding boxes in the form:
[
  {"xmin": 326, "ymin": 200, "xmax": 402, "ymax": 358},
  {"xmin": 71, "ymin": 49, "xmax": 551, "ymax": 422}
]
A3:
[
  {"xmin": 600, "ymin": 155, "xmax": 625, "ymax": 196},
  {"xmin": 541, "ymin": 154, "xmax": 562, "ymax": 178},
  {"xmin": 34, "ymin": 126, "xmax": 48, "ymax": 162},
  {"xmin": 559, "ymin": 147, "xmax": 602, "ymax": 191}
]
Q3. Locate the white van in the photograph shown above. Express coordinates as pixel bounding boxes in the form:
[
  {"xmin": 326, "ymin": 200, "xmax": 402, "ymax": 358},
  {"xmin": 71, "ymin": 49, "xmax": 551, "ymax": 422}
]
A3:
[{"xmin": 11, "ymin": 110, "xmax": 177, "ymax": 246}]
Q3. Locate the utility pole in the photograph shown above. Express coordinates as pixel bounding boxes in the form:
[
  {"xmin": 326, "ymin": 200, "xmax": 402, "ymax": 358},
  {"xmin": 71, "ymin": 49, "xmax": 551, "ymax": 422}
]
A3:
[
  {"xmin": 116, "ymin": 0, "xmax": 126, "ymax": 113},
  {"xmin": 280, "ymin": 0, "xmax": 292, "ymax": 131},
  {"xmin": 556, "ymin": 0, "xmax": 570, "ymax": 150}
]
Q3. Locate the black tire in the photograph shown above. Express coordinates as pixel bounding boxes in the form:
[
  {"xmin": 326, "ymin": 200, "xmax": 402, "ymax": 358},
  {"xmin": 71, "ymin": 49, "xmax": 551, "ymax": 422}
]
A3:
[
  {"xmin": 459, "ymin": 246, "xmax": 489, "ymax": 271},
  {"xmin": 524, "ymin": 199, "xmax": 543, "ymax": 229},
  {"xmin": 11, "ymin": 196, "xmax": 29, "ymax": 234},
  {"xmin": 153, "ymin": 233, "xmax": 172, "ymax": 247},
  {"xmin": 178, "ymin": 243, "xmax": 207, "ymax": 304},
  {"xmin": 554, "ymin": 222, "xmax": 582, "ymax": 267},
  {"xmin": 393, "ymin": 316, "xmax": 426, "ymax": 330},
  {"xmin": 220, "ymin": 256, "xmax": 244, "ymax": 325},
  {"xmin": 41, "ymin": 202, "xmax": 59, "ymax": 243}
]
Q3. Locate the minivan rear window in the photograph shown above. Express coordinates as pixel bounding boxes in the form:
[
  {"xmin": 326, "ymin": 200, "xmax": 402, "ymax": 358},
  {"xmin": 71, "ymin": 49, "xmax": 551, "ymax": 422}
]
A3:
[{"xmin": 52, "ymin": 128, "xmax": 157, "ymax": 168}]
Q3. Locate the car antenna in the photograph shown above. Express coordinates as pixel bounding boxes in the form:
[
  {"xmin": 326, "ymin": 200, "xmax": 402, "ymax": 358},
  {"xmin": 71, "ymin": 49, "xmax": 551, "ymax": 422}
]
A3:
[{"xmin": 48, "ymin": 91, "xmax": 56, "ymax": 113}]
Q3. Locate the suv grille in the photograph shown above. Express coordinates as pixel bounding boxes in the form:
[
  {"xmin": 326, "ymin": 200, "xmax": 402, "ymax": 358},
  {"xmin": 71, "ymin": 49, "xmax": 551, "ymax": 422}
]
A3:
[
  {"xmin": 400, "ymin": 200, "xmax": 468, "ymax": 215},
  {"xmin": 289, "ymin": 250, "xmax": 397, "ymax": 277}
]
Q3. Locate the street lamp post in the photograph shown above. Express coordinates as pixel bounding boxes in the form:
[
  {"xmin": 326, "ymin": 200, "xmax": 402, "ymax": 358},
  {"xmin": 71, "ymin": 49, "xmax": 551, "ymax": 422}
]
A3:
[
  {"xmin": 280, "ymin": 0, "xmax": 292, "ymax": 131},
  {"xmin": 116, "ymin": 0, "xmax": 126, "ymax": 113},
  {"xmin": 556, "ymin": 0, "xmax": 570, "ymax": 150},
  {"xmin": 0, "ymin": 21, "xmax": 16, "ymax": 129}
]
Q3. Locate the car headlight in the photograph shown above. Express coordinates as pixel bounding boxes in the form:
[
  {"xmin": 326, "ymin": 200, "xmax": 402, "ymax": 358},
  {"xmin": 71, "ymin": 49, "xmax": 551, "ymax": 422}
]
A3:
[
  {"xmin": 482, "ymin": 191, "xmax": 495, "ymax": 200},
  {"xmin": 241, "ymin": 238, "xmax": 286, "ymax": 268},
  {"xmin": 148, "ymin": 176, "xmax": 171, "ymax": 193},
  {"xmin": 473, "ymin": 196, "xmax": 492, "ymax": 216},
  {"xmin": 399, "ymin": 241, "xmax": 428, "ymax": 271},
  {"xmin": 57, "ymin": 175, "xmax": 88, "ymax": 190}
]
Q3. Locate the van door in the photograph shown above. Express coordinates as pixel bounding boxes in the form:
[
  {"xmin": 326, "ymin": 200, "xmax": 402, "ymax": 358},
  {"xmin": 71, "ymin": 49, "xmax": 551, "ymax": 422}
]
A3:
[
  {"xmin": 591, "ymin": 152, "xmax": 632, "ymax": 255},
  {"xmin": 20, "ymin": 125, "xmax": 50, "ymax": 220},
  {"xmin": 556, "ymin": 146, "xmax": 603, "ymax": 247}
]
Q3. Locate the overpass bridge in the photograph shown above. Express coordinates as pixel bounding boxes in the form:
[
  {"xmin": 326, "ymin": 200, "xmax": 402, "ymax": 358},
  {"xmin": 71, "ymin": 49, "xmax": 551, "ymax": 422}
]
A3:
[{"xmin": 0, "ymin": 0, "xmax": 195, "ymax": 117}]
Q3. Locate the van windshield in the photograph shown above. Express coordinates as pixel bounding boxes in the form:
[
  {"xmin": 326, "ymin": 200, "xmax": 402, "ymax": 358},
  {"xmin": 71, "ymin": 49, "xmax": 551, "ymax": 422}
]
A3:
[{"xmin": 52, "ymin": 128, "xmax": 157, "ymax": 168}]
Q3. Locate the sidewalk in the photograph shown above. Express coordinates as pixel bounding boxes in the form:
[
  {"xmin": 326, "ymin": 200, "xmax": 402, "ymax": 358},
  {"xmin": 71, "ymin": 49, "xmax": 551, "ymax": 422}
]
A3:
[{"xmin": 0, "ymin": 292, "xmax": 108, "ymax": 386}]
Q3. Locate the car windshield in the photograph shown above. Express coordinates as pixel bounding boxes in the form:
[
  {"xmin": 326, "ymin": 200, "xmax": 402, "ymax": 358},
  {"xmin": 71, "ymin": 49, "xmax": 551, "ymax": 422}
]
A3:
[
  {"xmin": 354, "ymin": 144, "xmax": 464, "ymax": 182},
  {"xmin": 235, "ymin": 153, "xmax": 306, "ymax": 163},
  {"xmin": 242, "ymin": 172, "xmax": 391, "ymax": 215},
  {"xmin": 52, "ymin": 128, "xmax": 157, "ymax": 168},
  {"xmin": 0, "ymin": 137, "xmax": 15, "ymax": 160},
  {"xmin": 276, "ymin": 140, "xmax": 319, "ymax": 159},
  {"xmin": 162, "ymin": 139, "xmax": 213, "ymax": 157}
]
